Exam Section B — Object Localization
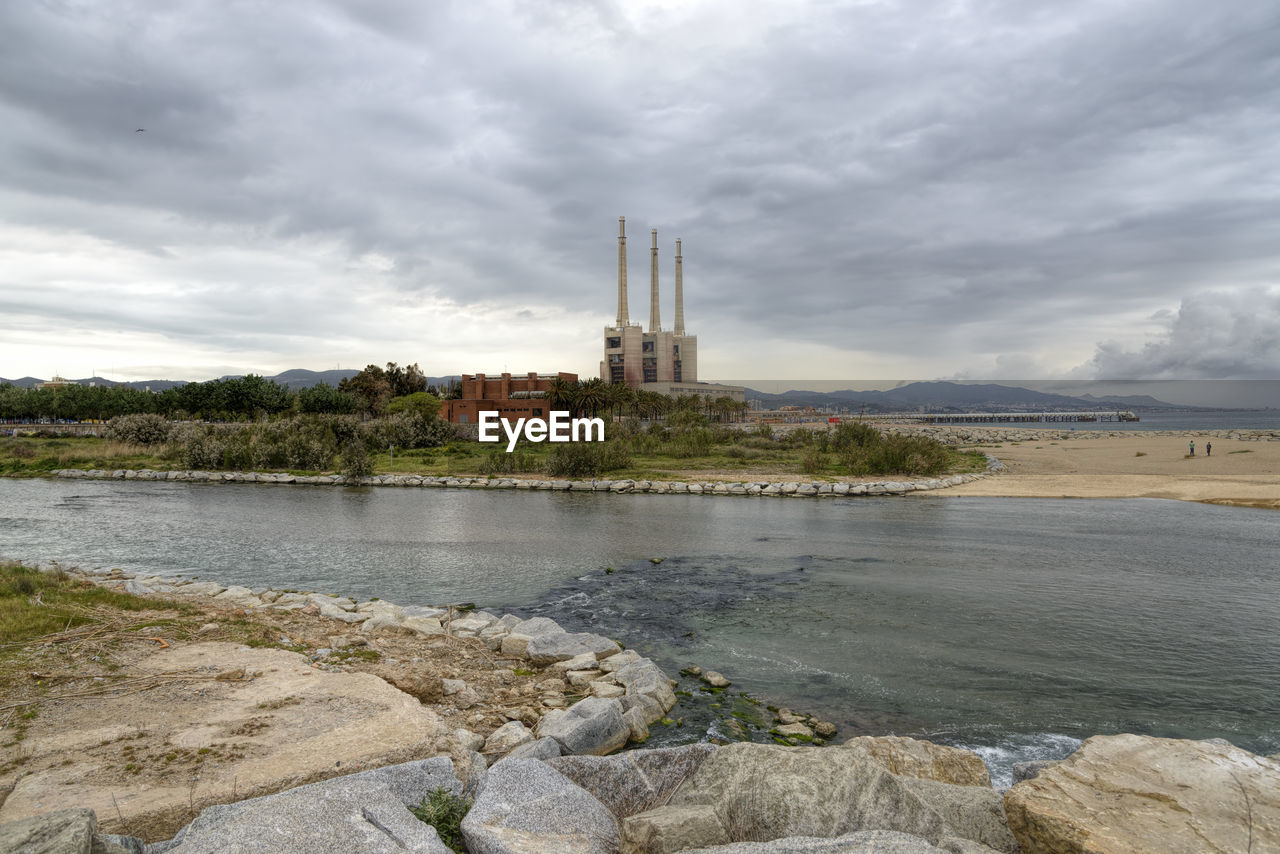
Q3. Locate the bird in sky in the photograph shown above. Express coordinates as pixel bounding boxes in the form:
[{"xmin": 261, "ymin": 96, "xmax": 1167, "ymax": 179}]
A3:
[{"xmin": 135, "ymin": 128, "xmax": 145, "ymax": 132}]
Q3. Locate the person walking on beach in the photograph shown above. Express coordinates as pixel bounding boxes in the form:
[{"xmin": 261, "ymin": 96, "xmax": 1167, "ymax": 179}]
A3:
[
  {"xmin": 1189, "ymin": 439, "xmax": 1195, "ymax": 456},
  {"xmin": 1206, "ymin": 441, "xmax": 1212, "ymax": 457}
]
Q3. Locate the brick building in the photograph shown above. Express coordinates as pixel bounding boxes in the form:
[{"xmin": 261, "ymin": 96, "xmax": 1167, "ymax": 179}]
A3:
[{"xmin": 441, "ymin": 372, "xmax": 577, "ymax": 425}]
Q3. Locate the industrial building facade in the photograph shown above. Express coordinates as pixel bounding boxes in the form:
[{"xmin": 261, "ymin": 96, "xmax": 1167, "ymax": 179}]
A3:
[
  {"xmin": 601, "ymin": 217, "xmax": 742, "ymax": 402},
  {"xmin": 441, "ymin": 371, "xmax": 577, "ymax": 424}
]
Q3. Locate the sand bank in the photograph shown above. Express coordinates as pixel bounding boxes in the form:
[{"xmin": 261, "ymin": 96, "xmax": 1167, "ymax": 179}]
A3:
[{"xmin": 936, "ymin": 431, "xmax": 1280, "ymax": 508}]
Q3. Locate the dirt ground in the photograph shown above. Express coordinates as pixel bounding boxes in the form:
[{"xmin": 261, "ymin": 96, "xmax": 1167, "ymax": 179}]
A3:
[
  {"xmin": 935, "ymin": 432, "xmax": 1280, "ymax": 508},
  {"xmin": 0, "ymin": 594, "xmax": 564, "ymax": 841}
]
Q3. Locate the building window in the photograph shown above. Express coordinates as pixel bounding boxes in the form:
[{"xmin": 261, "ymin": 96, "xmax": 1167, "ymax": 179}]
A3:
[
  {"xmin": 459, "ymin": 414, "xmax": 468, "ymax": 424},
  {"xmin": 606, "ymin": 337, "xmax": 621, "ymax": 348},
  {"xmin": 642, "ymin": 340, "xmax": 654, "ymax": 352}
]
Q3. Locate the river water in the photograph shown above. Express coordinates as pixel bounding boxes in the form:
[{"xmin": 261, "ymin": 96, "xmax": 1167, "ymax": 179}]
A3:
[{"xmin": 3, "ymin": 478, "xmax": 1277, "ymax": 784}]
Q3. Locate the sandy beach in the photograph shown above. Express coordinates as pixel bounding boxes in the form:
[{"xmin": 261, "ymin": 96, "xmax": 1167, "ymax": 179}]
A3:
[{"xmin": 938, "ymin": 431, "xmax": 1280, "ymax": 508}]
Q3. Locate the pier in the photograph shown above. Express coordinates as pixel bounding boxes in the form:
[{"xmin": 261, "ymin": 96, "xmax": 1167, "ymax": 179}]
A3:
[{"xmin": 866, "ymin": 411, "xmax": 1139, "ymax": 424}]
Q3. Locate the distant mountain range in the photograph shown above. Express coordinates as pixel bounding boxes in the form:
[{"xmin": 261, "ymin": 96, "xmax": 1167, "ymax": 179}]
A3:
[
  {"xmin": 0, "ymin": 372, "xmax": 1222, "ymax": 411},
  {"xmin": 0, "ymin": 369, "xmax": 456, "ymax": 392},
  {"xmin": 740, "ymin": 381, "xmax": 1201, "ymax": 412}
]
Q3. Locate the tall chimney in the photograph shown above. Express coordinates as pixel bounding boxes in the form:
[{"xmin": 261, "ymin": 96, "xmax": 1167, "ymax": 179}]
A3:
[
  {"xmin": 616, "ymin": 217, "xmax": 629, "ymax": 326},
  {"xmin": 674, "ymin": 238, "xmax": 685, "ymax": 335},
  {"xmin": 649, "ymin": 228, "xmax": 661, "ymax": 333}
]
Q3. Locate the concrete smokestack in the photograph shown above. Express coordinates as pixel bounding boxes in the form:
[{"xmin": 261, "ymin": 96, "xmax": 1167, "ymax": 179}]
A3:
[
  {"xmin": 649, "ymin": 228, "xmax": 661, "ymax": 333},
  {"xmin": 674, "ymin": 238, "xmax": 685, "ymax": 336},
  {"xmin": 616, "ymin": 217, "xmax": 629, "ymax": 326}
]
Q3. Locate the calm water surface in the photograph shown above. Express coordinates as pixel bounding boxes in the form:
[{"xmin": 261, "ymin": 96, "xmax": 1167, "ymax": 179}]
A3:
[{"xmin": 3, "ymin": 478, "xmax": 1277, "ymax": 783}]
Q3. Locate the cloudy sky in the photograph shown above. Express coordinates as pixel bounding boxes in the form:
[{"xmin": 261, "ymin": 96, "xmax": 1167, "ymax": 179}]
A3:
[{"xmin": 2, "ymin": 0, "xmax": 1279, "ymax": 388}]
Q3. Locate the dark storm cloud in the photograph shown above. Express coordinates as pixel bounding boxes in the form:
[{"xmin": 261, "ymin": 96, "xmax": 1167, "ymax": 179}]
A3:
[{"xmin": 2, "ymin": 0, "xmax": 1279, "ymax": 378}]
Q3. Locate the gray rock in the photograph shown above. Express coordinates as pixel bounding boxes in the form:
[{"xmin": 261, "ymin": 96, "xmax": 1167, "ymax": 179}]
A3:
[
  {"xmin": 525, "ymin": 632, "xmax": 621, "ymax": 665},
  {"xmin": 460, "ymin": 758, "xmax": 618, "ymax": 854},
  {"xmin": 662, "ymin": 743, "xmax": 949, "ymax": 844},
  {"xmin": 621, "ymin": 804, "xmax": 728, "ymax": 853},
  {"xmin": 897, "ymin": 779, "xmax": 1017, "ymax": 853},
  {"xmin": 102, "ymin": 832, "xmax": 147, "ymax": 854},
  {"xmin": 159, "ymin": 778, "xmax": 453, "ymax": 854},
  {"xmin": 101, "ymin": 834, "xmax": 146, "ymax": 854},
  {"xmin": 620, "ymin": 692, "xmax": 667, "ymax": 726},
  {"xmin": 680, "ymin": 830, "xmax": 952, "ymax": 853},
  {"xmin": 177, "ymin": 581, "xmax": 226, "ymax": 597},
  {"xmin": 484, "ymin": 720, "xmax": 534, "ymax": 755},
  {"xmin": 503, "ymin": 736, "xmax": 564, "ymax": 761},
  {"xmin": 549, "ymin": 743, "xmax": 718, "ymax": 819},
  {"xmin": 1009, "ymin": 760, "xmax": 1056, "ymax": 785},
  {"xmin": 613, "ymin": 659, "xmax": 677, "ymax": 712},
  {"xmin": 0, "ymin": 807, "xmax": 98, "ymax": 854},
  {"xmin": 535, "ymin": 696, "xmax": 630, "ymax": 756}
]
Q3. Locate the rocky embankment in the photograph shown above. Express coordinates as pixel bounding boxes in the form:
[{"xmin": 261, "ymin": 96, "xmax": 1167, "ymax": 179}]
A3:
[
  {"xmin": 48, "ymin": 457, "xmax": 1006, "ymax": 496},
  {"xmin": 888, "ymin": 425, "xmax": 1280, "ymax": 445},
  {"xmin": 7, "ymin": 732, "xmax": 1279, "ymax": 853}
]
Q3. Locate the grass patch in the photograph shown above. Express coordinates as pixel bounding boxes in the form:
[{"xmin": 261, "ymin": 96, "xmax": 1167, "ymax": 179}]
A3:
[
  {"xmin": 409, "ymin": 787, "xmax": 472, "ymax": 853},
  {"xmin": 1135, "ymin": 451, "xmax": 1147, "ymax": 457},
  {"xmin": 1229, "ymin": 449, "xmax": 1253, "ymax": 454},
  {"xmin": 7, "ymin": 422, "xmax": 986, "ymax": 483},
  {"xmin": 0, "ymin": 563, "xmax": 192, "ymax": 645}
]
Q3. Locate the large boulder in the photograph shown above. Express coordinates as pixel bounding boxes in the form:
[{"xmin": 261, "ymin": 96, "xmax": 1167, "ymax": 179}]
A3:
[
  {"xmin": 842, "ymin": 737, "xmax": 992, "ymax": 788},
  {"xmin": 612, "ymin": 659, "xmax": 678, "ymax": 712},
  {"xmin": 536, "ymin": 697, "xmax": 631, "ymax": 756},
  {"xmin": 680, "ymin": 831, "xmax": 961, "ymax": 852},
  {"xmin": 897, "ymin": 779, "xmax": 1018, "ymax": 853},
  {"xmin": 621, "ymin": 805, "xmax": 728, "ymax": 854},
  {"xmin": 158, "ymin": 778, "xmax": 451, "ymax": 853},
  {"xmin": 1004, "ymin": 733, "xmax": 1280, "ymax": 853},
  {"xmin": 0, "ymin": 807, "xmax": 129, "ymax": 854},
  {"xmin": 0, "ymin": 643, "xmax": 444, "ymax": 841},
  {"xmin": 653, "ymin": 743, "xmax": 951, "ymax": 847},
  {"xmin": 460, "ymin": 758, "xmax": 619, "ymax": 854},
  {"xmin": 630, "ymin": 742, "xmax": 1016, "ymax": 851},
  {"xmin": 525, "ymin": 632, "xmax": 622, "ymax": 665},
  {"xmin": 549, "ymin": 743, "xmax": 718, "ymax": 819}
]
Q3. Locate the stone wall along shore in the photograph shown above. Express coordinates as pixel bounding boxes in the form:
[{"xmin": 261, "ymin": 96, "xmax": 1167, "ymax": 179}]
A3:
[
  {"xmin": 888, "ymin": 424, "xmax": 1280, "ymax": 445},
  {"xmin": 48, "ymin": 453, "xmax": 1006, "ymax": 497}
]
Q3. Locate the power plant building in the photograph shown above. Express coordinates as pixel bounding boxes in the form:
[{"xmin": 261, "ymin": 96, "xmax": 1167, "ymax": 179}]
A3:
[{"xmin": 601, "ymin": 217, "xmax": 743, "ymax": 403}]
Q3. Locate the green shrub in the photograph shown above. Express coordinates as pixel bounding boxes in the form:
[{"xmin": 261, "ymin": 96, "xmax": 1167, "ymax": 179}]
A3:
[
  {"xmin": 341, "ymin": 440, "xmax": 374, "ymax": 481},
  {"xmin": 545, "ymin": 441, "xmax": 631, "ymax": 477},
  {"xmin": 409, "ymin": 787, "xmax": 471, "ymax": 853},
  {"xmin": 106, "ymin": 413, "xmax": 171, "ymax": 445},
  {"xmin": 669, "ymin": 428, "xmax": 713, "ymax": 458},
  {"xmin": 477, "ymin": 449, "xmax": 538, "ymax": 475},
  {"xmin": 800, "ymin": 448, "xmax": 828, "ymax": 474}
]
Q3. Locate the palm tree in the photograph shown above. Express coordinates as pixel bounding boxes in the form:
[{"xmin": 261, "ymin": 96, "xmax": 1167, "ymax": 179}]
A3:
[
  {"xmin": 576, "ymin": 378, "xmax": 607, "ymax": 418},
  {"xmin": 546, "ymin": 377, "xmax": 575, "ymax": 412}
]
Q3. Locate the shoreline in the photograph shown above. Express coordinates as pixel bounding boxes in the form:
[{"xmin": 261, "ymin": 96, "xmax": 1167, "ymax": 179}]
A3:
[
  {"xmin": 0, "ymin": 562, "xmax": 830, "ymax": 842},
  {"xmin": 3, "ymin": 566, "xmax": 1278, "ymax": 851}
]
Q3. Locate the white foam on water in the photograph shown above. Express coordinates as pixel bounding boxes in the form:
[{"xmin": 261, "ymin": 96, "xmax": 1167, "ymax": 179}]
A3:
[{"xmin": 960, "ymin": 732, "xmax": 1083, "ymax": 789}]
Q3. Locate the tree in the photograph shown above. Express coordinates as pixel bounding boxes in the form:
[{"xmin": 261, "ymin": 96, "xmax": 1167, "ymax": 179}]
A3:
[
  {"xmin": 384, "ymin": 362, "xmax": 429, "ymax": 398},
  {"xmin": 339, "ymin": 365, "xmax": 393, "ymax": 416},
  {"xmin": 298, "ymin": 383, "xmax": 360, "ymax": 414},
  {"xmin": 575, "ymin": 378, "xmax": 607, "ymax": 418},
  {"xmin": 546, "ymin": 377, "xmax": 576, "ymax": 412},
  {"xmin": 386, "ymin": 391, "xmax": 441, "ymax": 420}
]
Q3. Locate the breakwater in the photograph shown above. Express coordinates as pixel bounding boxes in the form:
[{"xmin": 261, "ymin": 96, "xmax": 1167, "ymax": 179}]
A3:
[{"xmin": 48, "ymin": 456, "xmax": 1005, "ymax": 496}]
